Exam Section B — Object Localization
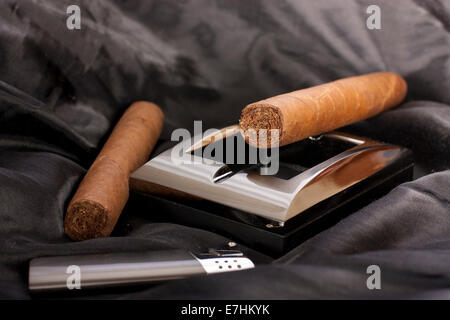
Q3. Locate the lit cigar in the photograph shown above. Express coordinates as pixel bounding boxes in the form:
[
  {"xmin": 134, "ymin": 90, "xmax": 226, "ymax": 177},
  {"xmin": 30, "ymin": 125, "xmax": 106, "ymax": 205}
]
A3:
[
  {"xmin": 239, "ymin": 72, "xmax": 407, "ymax": 147},
  {"xmin": 64, "ymin": 101, "xmax": 164, "ymax": 241}
]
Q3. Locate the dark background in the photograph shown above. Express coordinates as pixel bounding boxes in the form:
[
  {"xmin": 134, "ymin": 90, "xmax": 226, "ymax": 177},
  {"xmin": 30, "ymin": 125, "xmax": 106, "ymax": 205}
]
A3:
[{"xmin": 0, "ymin": 0, "xmax": 449, "ymax": 299}]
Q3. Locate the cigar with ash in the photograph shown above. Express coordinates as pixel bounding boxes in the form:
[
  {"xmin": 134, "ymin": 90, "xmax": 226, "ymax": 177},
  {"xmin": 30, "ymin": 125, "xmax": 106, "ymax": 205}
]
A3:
[
  {"xmin": 64, "ymin": 101, "xmax": 164, "ymax": 241},
  {"xmin": 239, "ymin": 72, "xmax": 407, "ymax": 147}
]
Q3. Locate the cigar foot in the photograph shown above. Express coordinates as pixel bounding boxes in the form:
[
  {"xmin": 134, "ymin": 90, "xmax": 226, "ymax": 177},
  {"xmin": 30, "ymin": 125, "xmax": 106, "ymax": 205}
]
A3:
[
  {"xmin": 239, "ymin": 104, "xmax": 282, "ymax": 147},
  {"xmin": 64, "ymin": 200, "xmax": 111, "ymax": 241}
]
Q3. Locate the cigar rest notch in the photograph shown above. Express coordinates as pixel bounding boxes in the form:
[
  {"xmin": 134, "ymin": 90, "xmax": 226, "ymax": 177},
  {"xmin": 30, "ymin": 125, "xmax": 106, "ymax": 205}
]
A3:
[{"xmin": 130, "ymin": 128, "xmax": 413, "ymax": 257}]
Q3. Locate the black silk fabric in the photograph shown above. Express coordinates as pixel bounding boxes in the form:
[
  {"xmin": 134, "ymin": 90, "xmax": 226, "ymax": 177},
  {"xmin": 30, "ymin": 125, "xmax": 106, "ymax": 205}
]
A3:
[{"xmin": 0, "ymin": 0, "xmax": 449, "ymax": 299}]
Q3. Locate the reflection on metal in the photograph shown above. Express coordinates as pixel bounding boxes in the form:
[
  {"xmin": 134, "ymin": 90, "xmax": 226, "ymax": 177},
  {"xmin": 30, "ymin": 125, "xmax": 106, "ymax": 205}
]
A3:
[
  {"xmin": 265, "ymin": 221, "xmax": 285, "ymax": 229},
  {"xmin": 186, "ymin": 125, "xmax": 240, "ymax": 153},
  {"xmin": 213, "ymin": 164, "xmax": 235, "ymax": 183},
  {"xmin": 308, "ymin": 135, "xmax": 323, "ymax": 141}
]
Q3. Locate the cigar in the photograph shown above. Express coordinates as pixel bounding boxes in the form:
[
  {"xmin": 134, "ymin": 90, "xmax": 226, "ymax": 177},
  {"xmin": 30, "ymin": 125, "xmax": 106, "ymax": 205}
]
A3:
[
  {"xmin": 239, "ymin": 72, "xmax": 407, "ymax": 147},
  {"xmin": 64, "ymin": 101, "xmax": 164, "ymax": 241}
]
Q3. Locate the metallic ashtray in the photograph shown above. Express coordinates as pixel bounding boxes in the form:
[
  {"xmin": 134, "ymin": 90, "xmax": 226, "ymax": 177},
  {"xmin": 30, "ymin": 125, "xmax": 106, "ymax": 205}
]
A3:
[{"xmin": 130, "ymin": 126, "xmax": 413, "ymax": 256}]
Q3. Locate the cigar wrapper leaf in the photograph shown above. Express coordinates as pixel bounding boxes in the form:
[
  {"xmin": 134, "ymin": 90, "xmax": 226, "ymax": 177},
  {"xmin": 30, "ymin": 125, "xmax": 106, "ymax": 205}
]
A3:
[{"xmin": 239, "ymin": 72, "xmax": 407, "ymax": 147}]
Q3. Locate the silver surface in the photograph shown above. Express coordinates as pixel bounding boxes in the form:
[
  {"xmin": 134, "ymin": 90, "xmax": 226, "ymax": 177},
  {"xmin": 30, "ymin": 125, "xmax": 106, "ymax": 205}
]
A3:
[
  {"xmin": 29, "ymin": 249, "xmax": 255, "ymax": 293},
  {"xmin": 196, "ymin": 256, "xmax": 254, "ymax": 274},
  {"xmin": 29, "ymin": 250, "xmax": 204, "ymax": 292}
]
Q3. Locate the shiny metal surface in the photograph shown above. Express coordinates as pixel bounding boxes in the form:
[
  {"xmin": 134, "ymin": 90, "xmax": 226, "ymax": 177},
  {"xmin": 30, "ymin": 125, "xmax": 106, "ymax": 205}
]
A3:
[
  {"xmin": 29, "ymin": 250, "xmax": 204, "ymax": 292},
  {"xmin": 131, "ymin": 130, "xmax": 407, "ymax": 222},
  {"xmin": 195, "ymin": 256, "xmax": 254, "ymax": 274},
  {"xmin": 193, "ymin": 249, "xmax": 254, "ymax": 274},
  {"xmin": 186, "ymin": 124, "xmax": 240, "ymax": 153},
  {"xmin": 29, "ymin": 249, "xmax": 255, "ymax": 293}
]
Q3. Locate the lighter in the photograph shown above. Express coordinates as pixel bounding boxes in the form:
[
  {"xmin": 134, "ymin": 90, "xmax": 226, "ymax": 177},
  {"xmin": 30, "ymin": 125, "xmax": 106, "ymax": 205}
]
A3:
[{"xmin": 28, "ymin": 249, "xmax": 254, "ymax": 293}]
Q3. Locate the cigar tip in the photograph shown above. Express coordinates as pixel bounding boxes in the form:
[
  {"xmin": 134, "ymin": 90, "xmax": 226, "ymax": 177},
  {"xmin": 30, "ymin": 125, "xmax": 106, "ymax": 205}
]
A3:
[{"xmin": 64, "ymin": 200, "xmax": 112, "ymax": 241}]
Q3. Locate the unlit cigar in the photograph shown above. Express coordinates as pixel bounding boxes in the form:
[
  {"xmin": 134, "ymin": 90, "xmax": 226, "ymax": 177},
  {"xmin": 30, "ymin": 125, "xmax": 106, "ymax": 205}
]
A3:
[
  {"xmin": 239, "ymin": 72, "xmax": 407, "ymax": 147},
  {"xmin": 64, "ymin": 101, "xmax": 164, "ymax": 241}
]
